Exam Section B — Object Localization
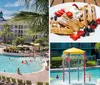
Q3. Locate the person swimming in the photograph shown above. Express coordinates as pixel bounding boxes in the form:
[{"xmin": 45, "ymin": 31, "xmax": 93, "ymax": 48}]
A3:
[
  {"xmin": 22, "ymin": 60, "xmax": 28, "ymax": 64},
  {"xmin": 9, "ymin": 58, "xmax": 13, "ymax": 60}
]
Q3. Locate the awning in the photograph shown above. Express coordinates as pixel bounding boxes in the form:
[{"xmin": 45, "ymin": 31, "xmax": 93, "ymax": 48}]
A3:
[{"xmin": 63, "ymin": 47, "xmax": 85, "ymax": 55}]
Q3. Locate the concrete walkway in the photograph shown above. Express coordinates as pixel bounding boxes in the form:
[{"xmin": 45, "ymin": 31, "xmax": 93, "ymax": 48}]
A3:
[{"xmin": 0, "ymin": 69, "xmax": 49, "ymax": 84}]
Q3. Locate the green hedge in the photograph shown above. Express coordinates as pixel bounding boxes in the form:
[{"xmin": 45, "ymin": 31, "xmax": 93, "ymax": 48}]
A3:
[
  {"xmin": 51, "ymin": 56, "xmax": 84, "ymax": 68},
  {"xmin": 86, "ymin": 61, "xmax": 97, "ymax": 67},
  {"xmin": 51, "ymin": 57, "xmax": 62, "ymax": 68}
]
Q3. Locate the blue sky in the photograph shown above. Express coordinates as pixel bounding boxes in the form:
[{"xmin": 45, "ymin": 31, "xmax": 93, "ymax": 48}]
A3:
[{"xmin": 0, "ymin": 0, "xmax": 25, "ymax": 19}]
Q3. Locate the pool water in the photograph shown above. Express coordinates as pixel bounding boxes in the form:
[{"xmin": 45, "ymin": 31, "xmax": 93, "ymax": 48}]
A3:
[
  {"xmin": 0, "ymin": 54, "xmax": 43, "ymax": 73},
  {"xmin": 50, "ymin": 67, "xmax": 100, "ymax": 85}
]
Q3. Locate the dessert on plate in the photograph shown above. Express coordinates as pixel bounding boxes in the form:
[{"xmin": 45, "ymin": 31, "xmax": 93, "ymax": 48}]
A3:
[{"xmin": 50, "ymin": 3, "xmax": 100, "ymax": 40}]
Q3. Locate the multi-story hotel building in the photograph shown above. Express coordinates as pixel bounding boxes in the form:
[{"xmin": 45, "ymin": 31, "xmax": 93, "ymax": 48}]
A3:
[{"xmin": 0, "ymin": 11, "xmax": 42, "ymax": 43}]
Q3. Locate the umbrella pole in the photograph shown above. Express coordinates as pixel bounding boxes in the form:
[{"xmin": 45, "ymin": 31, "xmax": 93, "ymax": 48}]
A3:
[
  {"xmin": 78, "ymin": 56, "xmax": 79, "ymax": 81},
  {"xmin": 68, "ymin": 53, "xmax": 70, "ymax": 84},
  {"xmin": 84, "ymin": 52, "xmax": 86, "ymax": 83},
  {"xmin": 62, "ymin": 58, "xmax": 65, "ymax": 82}
]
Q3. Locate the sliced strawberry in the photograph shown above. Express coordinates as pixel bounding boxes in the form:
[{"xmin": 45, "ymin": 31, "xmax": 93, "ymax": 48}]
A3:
[
  {"xmin": 77, "ymin": 30, "xmax": 85, "ymax": 36},
  {"xmin": 54, "ymin": 12, "xmax": 62, "ymax": 17},
  {"xmin": 61, "ymin": 9, "xmax": 65, "ymax": 12},
  {"xmin": 70, "ymin": 33, "xmax": 80, "ymax": 41},
  {"xmin": 96, "ymin": 19, "xmax": 100, "ymax": 24},
  {"xmin": 58, "ymin": 10, "xmax": 65, "ymax": 15},
  {"xmin": 90, "ymin": 24, "xmax": 96, "ymax": 29},
  {"xmin": 66, "ymin": 11, "xmax": 73, "ymax": 18},
  {"xmin": 72, "ymin": 4, "xmax": 79, "ymax": 9}
]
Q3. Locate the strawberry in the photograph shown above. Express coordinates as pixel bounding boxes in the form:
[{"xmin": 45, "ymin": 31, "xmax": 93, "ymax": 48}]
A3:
[
  {"xmin": 61, "ymin": 9, "xmax": 65, "ymax": 12},
  {"xmin": 77, "ymin": 30, "xmax": 85, "ymax": 36},
  {"xmin": 66, "ymin": 11, "xmax": 73, "ymax": 18},
  {"xmin": 96, "ymin": 18, "xmax": 100, "ymax": 24},
  {"xmin": 72, "ymin": 4, "xmax": 79, "ymax": 9},
  {"xmin": 54, "ymin": 12, "xmax": 62, "ymax": 17},
  {"xmin": 58, "ymin": 10, "xmax": 65, "ymax": 15},
  {"xmin": 70, "ymin": 33, "xmax": 80, "ymax": 41},
  {"xmin": 90, "ymin": 24, "xmax": 96, "ymax": 29}
]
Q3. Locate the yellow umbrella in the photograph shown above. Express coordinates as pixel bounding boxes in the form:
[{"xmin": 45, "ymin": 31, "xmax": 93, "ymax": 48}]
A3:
[{"xmin": 63, "ymin": 47, "xmax": 85, "ymax": 55}]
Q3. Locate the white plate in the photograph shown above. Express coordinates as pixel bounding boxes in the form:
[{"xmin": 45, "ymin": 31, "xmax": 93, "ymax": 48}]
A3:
[{"xmin": 50, "ymin": 2, "xmax": 100, "ymax": 42}]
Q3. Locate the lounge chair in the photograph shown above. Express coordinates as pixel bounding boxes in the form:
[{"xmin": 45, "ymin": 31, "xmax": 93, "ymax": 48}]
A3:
[
  {"xmin": 1, "ymin": 76, "xmax": 6, "ymax": 82},
  {"xmin": 44, "ymin": 82, "xmax": 49, "ymax": 85},
  {"xmin": 11, "ymin": 78, "xmax": 17, "ymax": 85},
  {"xmin": 6, "ymin": 77, "xmax": 12, "ymax": 85},
  {"xmin": 0, "ymin": 76, "xmax": 4, "ymax": 85},
  {"xmin": 17, "ymin": 79, "xmax": 24, "ymax": 85},
  {"xmin": 25, "ymin": 80, "xmax": 32, "ymax": 85},
  {"xmin": 36, "ymin": 82, "xmax": 43, "ymax": 85}
]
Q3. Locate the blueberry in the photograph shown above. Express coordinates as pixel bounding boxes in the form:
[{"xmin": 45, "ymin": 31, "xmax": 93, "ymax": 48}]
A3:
[
  {"xmin": 84, "ymin": 27, "xmax": 89, "ymax": 32},
  {"xmin": 85, "ymin": 32, "xmax": 90, "ymax": 36},
  {"xmin": 88, "ymin": 28, "xmax": 92, "ymax": 33},
  {"xmin": 92, "ymin": 22, "xmax": 97, "ymax": 26},
  {"xmin": 51, "ymin": 17, "xmax": 53, "ymax": 20},
  {"xmin": 82, "ymin": 33, "xmax": 86, "ymax": 37},
  {"xmin": 91, "ymin": 20, "xmax": 97, "ymax": 26},
  {"xmin": 54, "ymin": 16, "xmax": 57, "ymax": 21},
  {"xmin": 91, "ymin": 28, "xmax": 95, "ymax": 32}
]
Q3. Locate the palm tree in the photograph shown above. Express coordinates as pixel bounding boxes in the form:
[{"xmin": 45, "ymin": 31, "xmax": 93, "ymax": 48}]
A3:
[
  {"xmin": 95, "ymin": 43, "xmax": 100, "ymax": 59},
  {"xmin": 13, "ymin": 37, "xmax": 26, "ymax": 46},
  {"xmin": 0, "ymin": 24, "xmax": 13, "ymax": 43},
  {"xmin": 12, "ymin": 0, "xmax": 49, "ymax": 42}
]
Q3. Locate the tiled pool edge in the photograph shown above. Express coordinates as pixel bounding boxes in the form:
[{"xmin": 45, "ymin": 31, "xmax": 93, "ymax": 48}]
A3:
[{"xmin": 50, "ymin": 66, "xmax": 100, "ymax": 71}]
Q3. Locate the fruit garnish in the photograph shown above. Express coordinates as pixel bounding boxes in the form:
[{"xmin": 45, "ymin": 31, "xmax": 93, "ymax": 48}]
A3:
[
  {"xmin": 54, "ymin": 12, "xmax": 62, "ymax": 17},
  {"xmin": 90, "ymin": 24, "xmax": 96, "ymax": 29},
  {"xmin": 77, "ymin": 30, "xmax": 85, "ymax": 36},
  {"xmin": 96, "ymin": 18, "xmax": 100, "ymax": 24},
  {"xmin": 72, "ymin": 4, "xmax": 79, "ymax": 9},
  {"xmin": 54, "ymin": 16, "xmax": 57, "ymax": 21},
  {"xmin": 70, "ymin": 33, "xmax": 80, "ymax": 41},
  {"xmin": 58, "ymin": 10, "xmax": 65, "ymax": 15},
  {"xmin": 85, "ymin": 32, "xmax": 90, "ymax": 36},
  {"xmin": 61, "ymin": 9, "xmax": 65, "ymax": 12},
  {"xmin": 51, "ymin": 17, "xmax": 53, "ymax": 20},
  {"xmin": 66, "ymin": 11, "xmax": 73, "ymax": 18}
]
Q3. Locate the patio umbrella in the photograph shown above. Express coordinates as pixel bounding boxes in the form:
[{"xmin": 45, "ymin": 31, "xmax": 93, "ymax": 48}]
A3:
[
  {"xmin": 62, "ymin": 47, "xmax": 86, "ymax": 84},
  {"xmin": 63, "ymin": 47, "xmax": 85, "ymax": 55}
]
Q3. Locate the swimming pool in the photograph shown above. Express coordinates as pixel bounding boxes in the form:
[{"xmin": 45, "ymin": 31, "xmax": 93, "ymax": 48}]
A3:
[
  {"xmin": 0, "ymin": 54, "xmax": 43, "ymax": 73},
  {"xmin": 50, "ymin": 67, "xmax": 100, "ymax": 85}
]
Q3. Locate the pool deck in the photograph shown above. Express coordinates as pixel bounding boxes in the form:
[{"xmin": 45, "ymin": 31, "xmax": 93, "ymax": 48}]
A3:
[
  {"xmin": 0, "ymin": 69, "xmax": 49, "ymax": 84},
  {"xmin": 0, "ymin": 47, "xmax": 49, "ymax": 84},
  {"xmin": 50, "ymin": 66, "xmax": 100, "ymax": 71}
]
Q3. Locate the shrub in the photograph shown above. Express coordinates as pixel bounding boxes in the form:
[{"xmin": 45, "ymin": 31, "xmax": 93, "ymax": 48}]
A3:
[
  {"xmin": 51, "ymin": 56, "xmax": 84, "ymax": 68},
  {"xmin": 86, "ymin": 60, "xmax": 97, "ymax": 67},
  {"xmin": 51, "ymin": 57, "xmax": 62, "ymax": 68}
]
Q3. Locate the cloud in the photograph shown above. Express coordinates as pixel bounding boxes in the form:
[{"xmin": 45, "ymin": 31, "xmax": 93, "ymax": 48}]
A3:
[
  {"xmin": 0, "ymin": 8, "xmax": 17, "ymax": 19},
  {"xmin": 5, "ymin": 1, "xmax": 23, "ymax": 7}
]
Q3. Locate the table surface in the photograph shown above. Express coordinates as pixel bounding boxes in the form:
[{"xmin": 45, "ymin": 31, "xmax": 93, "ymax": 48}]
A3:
[{"xmin": 50, "ymin": 0, "xmax": 100, "ymax": 7}]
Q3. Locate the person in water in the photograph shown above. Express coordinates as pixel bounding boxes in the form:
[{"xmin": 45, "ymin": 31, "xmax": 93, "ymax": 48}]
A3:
[
  {"xmin": 25, "ymin": 60, "xmax": 28, "ymax": 64},
  {"xmin": 17, "ymin": 67, "xmax": 21, "ymax": 75}
]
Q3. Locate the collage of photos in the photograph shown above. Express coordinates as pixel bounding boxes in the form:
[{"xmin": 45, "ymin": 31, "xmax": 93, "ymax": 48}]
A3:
[
  {"xmin": 0, "ymin": 0, "xmax": 99, "ymax": 85},
  {"xmin": 50, "ymin": 0, "xmax": 100, "ymax": 85}
]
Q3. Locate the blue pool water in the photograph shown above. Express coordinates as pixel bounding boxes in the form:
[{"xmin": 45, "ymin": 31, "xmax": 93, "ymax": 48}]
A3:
[
  {"xmin": 50, "ymin": 67, "xmax": 100, "ymax": 85},
  {"xmin": 0, "ymin": 54, "xmax": 43, "ymax": 73}
]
